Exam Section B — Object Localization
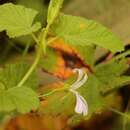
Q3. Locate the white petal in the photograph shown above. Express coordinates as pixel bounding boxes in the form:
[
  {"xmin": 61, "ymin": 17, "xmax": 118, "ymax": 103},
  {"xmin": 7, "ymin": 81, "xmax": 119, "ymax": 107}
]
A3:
[
  {"xmin": 78, "ymin": 94, "xmax": 88, "ymax": 116},
  {"xmin": 70, "ymin": 69, "xmax": 84, "ymax": 89},
  {"xmin": 73, "ymin": 91, "xmax": 88, "ymax": 116},
  {"xmin": 72, "ymin": 74, "xmax": 88, "ymax": 90},
  {"xmin": 73, "ymin": 69, "xmax": 84, "ymax": 83}
]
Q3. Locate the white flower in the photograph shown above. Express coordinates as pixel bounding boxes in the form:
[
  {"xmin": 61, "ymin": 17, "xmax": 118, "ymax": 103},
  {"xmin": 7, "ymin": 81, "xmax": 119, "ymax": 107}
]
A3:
[{"xmin": 69, "ymin": 68, "xmax": 88, "ymax": 116}]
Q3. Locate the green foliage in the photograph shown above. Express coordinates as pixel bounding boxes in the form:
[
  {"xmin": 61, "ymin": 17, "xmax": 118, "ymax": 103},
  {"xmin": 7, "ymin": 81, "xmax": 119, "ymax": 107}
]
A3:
[
  {"xmin": 47, "ymin": 0, "xmax": 64, "ymax": 25},
  {"xmin": 0, "ymin": 3, "xmax": 41, "ymax": 38},
  {"xmin": 40, "ymin": 74, "xmax": 123, "ymax": 119},
  {"xmin": 95, "ymin": 59, "xmax": 129, "ymax": 93},
  {"xmin": 0, "ymin": 63, "xmax": 38, "ymax": 90},
  {"xmin": 41, "ymin": 91, "xmax": 75, "ymax": 115},
  {"xmin": 14, "ymin": 0, "xmax": 48, "ymax": 46},
  {"xmin": 0, "ymin": 63, "xmax": 39, "ymax": 113},
  {"xmin": 0, "ymin": 87, "xmax": 39, "ymax": 113},
  {"xmin": 100, "ymin": 76, "xmax": 130, "ymax": 94},
  {"xmin": 50, "ymin": 14, "xmax": 124, "ymax": 53},
  {"xmin": 0, "ymin": 1, "xmax": 130, "ymax": 128},
  {"xmin": 78, "ymin": 75, "xmax": 105, "ymax": 117},
  {"xmin": 95, "ymin": 60, "xmax": 128, "ymax": 78},
  {"xmin": 16, "ymin": 0, "xmax": 47, "ymax": 24}
]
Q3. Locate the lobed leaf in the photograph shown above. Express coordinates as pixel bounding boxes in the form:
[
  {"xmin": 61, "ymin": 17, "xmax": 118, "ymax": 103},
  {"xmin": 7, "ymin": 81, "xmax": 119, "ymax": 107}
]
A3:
[
  {"xmin": 50, "ymin": 14, "xmax": 124, "ymax": 53},
  {"xmin": 0, "ymin": 87, "xmax": 39, "ymax": 113},
  {"xmin": 0, "ymin": 63, "xmax": 38, "ymax": 90},
  {"xmin": 95, "ymin": 59, "xmax": 129, "ymax": 93},
  {"xmin": 0, "ymin": 63, "xmax": 39, "ymax": 113},
  {"xmin": 0, "ymin": 3, "xmax": 41, "ymax": 38}
]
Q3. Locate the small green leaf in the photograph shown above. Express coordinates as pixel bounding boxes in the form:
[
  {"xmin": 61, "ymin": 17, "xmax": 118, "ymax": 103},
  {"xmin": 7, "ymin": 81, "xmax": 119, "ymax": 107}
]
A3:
[
  {"xmin": 0, "ymin": 87, "xmax": 39, "ymax": 113},
  {"xmin": 51, "ymin": 14, "xmax": 124, "ymax": 52},
  {"xmin": 0, "ymin": 3, "xmax": 41, "ymax": 38},
  {"xmin": 47, "ymin": 0, "xmax": 64, "ymax": 25}
]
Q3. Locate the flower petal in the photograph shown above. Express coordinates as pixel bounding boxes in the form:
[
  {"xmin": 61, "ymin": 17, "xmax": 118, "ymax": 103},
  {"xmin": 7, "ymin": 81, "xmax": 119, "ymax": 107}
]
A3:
[
  {"xmin": 72, "ymin": 73, "xmax": 88, "ymax": 90},
  {"xmin": 71, "ymin": 90, "xmax": 88, "ymax": 116},
  {"xmin": 73, "ymin": 69, "xmax": 84, "ymax": 83},
  {"xmin": 71, "ymin": 69, "xmax": 84, "ymax": 89}
]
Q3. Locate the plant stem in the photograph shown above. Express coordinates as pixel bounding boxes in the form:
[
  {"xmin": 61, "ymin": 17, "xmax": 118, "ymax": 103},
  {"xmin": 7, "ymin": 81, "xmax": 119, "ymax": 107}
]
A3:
[
  {"xmin": 17, "ymin": 46, "xmax": 42, "ymax": 87},
  {"xmin": 31, "ymin": 33, "xmax": 39, "ymax": 44},
  {"xmin": 17, "ymin": 33, "xmax": 41, "ymax": 87},
  {"xmin": 17, "ymin": 25, "xmax": 51, "ymax": 87},
  {"xmin": 39, "ymin": 87, "xmax": 69, "ymax": 98},
  {"xmin": 22, "ymin": 42, "xmax": 30, "ymax": 57},
  {"xmin": 108, "ymin": 107, "xmax": 130, "ymax": 119},
  {"xmin": 40, "ymin": 24, "xmax": 50, "ymax": 53}
]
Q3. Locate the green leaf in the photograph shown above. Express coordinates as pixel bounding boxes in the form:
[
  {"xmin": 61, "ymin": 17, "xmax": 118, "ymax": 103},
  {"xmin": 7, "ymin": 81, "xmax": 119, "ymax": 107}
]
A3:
[
  {"xmin": 95, "ymin": 59, "xmax": 129, "ymax": 93},
  {"xmin": 0, "ymin": 87, "xmax": 39, "ymax": 113},
  {"xmin": 50, "ymin": 14, "xmax": 124, "ymax": 53},
  {"xmin": 41, "ymin": 91, "xmax": 75, "ymax": 115},
  {"xmin": 78, "ymin": 75, "xmax": 105, "ymax": 117},
  {"xmin": 47, "ymin": 0, "xmax": 64, "ymax": 25},
  {"xmin": 16, "ymin": 0, "xmax": 48, "ymax": 24},
  {"xmin": 100, "ymin": 76, "xmax": 130, "ymax": 94},
  {"xmin": 95, "ymin": 60, "xmax": 128, "ymax": 81},
  {"xmin": 0, "ymin": 3, "xmax": 41, "ymax": 38},
  {"xmin": 0, "ymin": 63, "xmax": 38, "ymax": 90},
  {"xmin": 0, "ymin": 63, "xmax": 39, "ymax": 113}
]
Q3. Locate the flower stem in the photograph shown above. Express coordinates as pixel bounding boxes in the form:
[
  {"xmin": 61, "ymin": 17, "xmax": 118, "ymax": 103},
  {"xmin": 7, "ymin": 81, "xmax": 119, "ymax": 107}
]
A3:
[{"xmin": 39, "ymin": 87, "xmax": 69, "ymax": 98}]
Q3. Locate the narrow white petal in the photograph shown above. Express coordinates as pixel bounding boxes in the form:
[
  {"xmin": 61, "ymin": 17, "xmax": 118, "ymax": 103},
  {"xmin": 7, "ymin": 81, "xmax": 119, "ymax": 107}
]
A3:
[
  {"xmin": 78, "ymin": 94, "xmax": 88, "ymax": 116},
  {"xmin": 74, "ymin": 92, "xmax": 88, "ymax": 116},
  {"xmin": 72, "ymin": 74, "xmax": 88, "ymax": 90},
  {"xmin": 70, "ymin": 69, "xmax": 84, "ymax": 89},
  {"xmin": 73, "ymin": 69, "xmax": 84, "ymax": 83}
]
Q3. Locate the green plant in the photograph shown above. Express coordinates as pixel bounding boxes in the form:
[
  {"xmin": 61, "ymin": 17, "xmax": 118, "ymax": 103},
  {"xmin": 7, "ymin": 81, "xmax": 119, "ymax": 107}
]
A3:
[{"xmin": 0, "ymin": 0, "xmax": 130, "ymax": 129}]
